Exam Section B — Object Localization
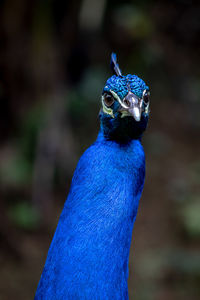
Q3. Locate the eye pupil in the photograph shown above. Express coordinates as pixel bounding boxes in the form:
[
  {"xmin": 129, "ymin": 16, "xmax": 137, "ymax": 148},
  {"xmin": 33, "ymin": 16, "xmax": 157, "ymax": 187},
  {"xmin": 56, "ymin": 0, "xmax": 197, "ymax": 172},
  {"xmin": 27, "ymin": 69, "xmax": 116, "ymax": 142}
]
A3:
[
  {"xmin": 144, "ymin": 95, "xmax": 149, "ymax": 103},
  {"xmin": 143, "ymin": 90, "xmax": 150, "ymax": 104},
  {"xmin": 104, "ymin": 94, "xmax": 114, "ymax": 107}
]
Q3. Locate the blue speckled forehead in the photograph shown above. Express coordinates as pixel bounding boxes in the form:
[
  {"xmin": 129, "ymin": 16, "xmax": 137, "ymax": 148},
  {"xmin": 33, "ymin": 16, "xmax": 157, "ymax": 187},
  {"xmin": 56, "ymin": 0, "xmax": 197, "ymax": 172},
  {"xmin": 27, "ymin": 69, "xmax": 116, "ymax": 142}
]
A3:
[{"xmin": 103, "ymin": 74, "xmax": 149, "ymax": 99}]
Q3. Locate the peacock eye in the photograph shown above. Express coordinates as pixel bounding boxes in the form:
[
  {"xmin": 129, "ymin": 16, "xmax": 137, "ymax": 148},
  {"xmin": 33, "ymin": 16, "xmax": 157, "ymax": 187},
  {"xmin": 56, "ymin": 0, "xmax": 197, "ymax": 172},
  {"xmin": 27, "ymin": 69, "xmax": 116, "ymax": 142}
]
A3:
[
  {"xmin": 143, "ymin": 89, "xmax": 150, "ymax": 105},
  {"xmin": 103, "ymin": 93, "xmax": 115, "ymax": 107}
]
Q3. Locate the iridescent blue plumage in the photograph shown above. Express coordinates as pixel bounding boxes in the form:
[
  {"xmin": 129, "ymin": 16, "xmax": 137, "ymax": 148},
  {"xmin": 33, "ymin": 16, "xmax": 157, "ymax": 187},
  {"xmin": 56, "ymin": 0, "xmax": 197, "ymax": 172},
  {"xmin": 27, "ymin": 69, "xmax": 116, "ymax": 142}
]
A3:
[
  {"xmin": 103, "ymin": 74, "xmax": 149, "ymax": 99},
  {"xmin": 35, "ymin": 54, "xmax": 150, "ymax": 299}
]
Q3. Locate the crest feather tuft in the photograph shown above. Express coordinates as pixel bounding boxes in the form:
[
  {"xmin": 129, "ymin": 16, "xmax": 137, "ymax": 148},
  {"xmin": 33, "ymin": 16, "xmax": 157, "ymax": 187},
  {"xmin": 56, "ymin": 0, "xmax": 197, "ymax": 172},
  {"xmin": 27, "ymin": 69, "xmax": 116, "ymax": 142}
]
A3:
[{"xmin": 110, "ymin": 53, "xmax": 122, "ymax": 76}]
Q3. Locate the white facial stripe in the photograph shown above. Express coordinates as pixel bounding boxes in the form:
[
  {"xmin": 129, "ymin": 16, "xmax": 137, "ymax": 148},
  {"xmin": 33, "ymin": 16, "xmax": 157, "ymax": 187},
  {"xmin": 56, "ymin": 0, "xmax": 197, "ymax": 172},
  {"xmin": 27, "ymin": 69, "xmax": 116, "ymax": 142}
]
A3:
[
  {"xmin": 109, "ymin": 90, "xmax": 129, "ymax": 109},
  {"xmin": 144, "ymin": 102, "xmax": 150, "ymax": 115},
  {"xmin": 102, "ymin": 89, "xmax": 150, "ymax": 119},
  {"xmin": 101, "ymin": 96, "xmax": 115, "ymax": 118}
]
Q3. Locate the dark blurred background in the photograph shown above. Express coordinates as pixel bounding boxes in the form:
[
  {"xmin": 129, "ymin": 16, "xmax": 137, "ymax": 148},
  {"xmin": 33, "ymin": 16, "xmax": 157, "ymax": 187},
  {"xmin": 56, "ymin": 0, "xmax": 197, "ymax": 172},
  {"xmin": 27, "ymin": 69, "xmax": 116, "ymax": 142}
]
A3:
[{"xmin": 0, "ymin": 0, "xmax": 200, "ymax": 299}]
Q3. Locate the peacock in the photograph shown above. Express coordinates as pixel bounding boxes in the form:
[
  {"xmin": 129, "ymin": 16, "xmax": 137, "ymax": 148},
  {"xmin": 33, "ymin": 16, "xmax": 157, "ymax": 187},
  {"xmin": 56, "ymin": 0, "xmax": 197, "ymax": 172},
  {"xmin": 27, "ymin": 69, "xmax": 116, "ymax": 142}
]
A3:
[{"xmin": 35, "ymin": 53, "xmax": 150, "ymax": 300}]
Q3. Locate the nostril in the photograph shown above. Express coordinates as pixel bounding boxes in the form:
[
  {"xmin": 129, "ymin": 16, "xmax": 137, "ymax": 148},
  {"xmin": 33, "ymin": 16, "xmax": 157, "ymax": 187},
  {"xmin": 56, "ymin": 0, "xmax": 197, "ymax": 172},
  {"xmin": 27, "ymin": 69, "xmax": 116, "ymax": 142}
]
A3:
[{"xmin": 123, "ymin": 99, "xmax": 130, "ymax": 107}]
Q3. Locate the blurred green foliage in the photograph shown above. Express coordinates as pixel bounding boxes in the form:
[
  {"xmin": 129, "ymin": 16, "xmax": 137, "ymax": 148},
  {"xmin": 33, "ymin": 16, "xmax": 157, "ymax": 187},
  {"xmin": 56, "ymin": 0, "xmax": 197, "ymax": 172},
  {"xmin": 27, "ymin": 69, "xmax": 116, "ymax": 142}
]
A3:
[
  {"xmin": 0, "ymin": 150, "xmax": 31, "ymax": 187},
  {"xmin": 8, "ymin": 202, "xmax": 40, "ymax": 230},
  {"xmin": 180, "ymin": 199, "xmax": 200, "ymax": 238}
]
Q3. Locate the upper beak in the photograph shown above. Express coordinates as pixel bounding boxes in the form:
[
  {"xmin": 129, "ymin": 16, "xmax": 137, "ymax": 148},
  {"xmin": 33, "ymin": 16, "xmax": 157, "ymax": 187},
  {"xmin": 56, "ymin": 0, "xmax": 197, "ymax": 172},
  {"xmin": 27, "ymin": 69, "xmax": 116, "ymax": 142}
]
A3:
[{"xmin": 120, "ymin": 92, "xmax": 142, "ymax": 122}]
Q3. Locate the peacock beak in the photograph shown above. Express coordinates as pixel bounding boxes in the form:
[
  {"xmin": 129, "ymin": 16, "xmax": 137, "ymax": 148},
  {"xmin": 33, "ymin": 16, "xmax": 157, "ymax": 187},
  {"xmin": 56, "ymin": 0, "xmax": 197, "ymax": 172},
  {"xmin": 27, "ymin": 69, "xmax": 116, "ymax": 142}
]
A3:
[{"xmin": 120, "ymin": 92, "xmax": 142, "ymax": 122}]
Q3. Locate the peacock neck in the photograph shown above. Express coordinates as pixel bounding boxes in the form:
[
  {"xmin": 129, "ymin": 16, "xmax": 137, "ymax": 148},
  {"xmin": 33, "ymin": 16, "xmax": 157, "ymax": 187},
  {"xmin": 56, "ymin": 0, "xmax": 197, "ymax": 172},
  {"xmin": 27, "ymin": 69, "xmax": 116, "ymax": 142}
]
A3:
[
  {"xmin": 97, "ymin": 127, "xmax": 142, "ymax": 146},
  {"xmin": 35, "ymin": 124, "xmax": 146, "ymax": 300},
  {"xmin": 99, "ymin": 114, "xmax": 148, "ymax": 144}
]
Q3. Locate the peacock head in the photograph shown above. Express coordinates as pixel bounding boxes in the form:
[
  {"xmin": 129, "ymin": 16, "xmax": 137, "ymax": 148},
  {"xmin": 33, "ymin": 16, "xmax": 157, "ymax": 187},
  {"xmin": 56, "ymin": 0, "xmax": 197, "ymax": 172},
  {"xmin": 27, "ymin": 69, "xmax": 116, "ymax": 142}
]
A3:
[{"xmin": 99, "ymin": 53, "xmax": 150, "ymax": 142}]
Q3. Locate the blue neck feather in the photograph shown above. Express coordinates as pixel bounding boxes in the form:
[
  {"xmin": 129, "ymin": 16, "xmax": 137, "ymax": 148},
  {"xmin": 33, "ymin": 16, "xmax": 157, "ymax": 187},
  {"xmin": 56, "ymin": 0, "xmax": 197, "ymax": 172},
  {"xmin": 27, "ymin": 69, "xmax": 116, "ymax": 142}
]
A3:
[{"xmin": 35, "ymin": 126, "xmax": 145, "ymax": 299}]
